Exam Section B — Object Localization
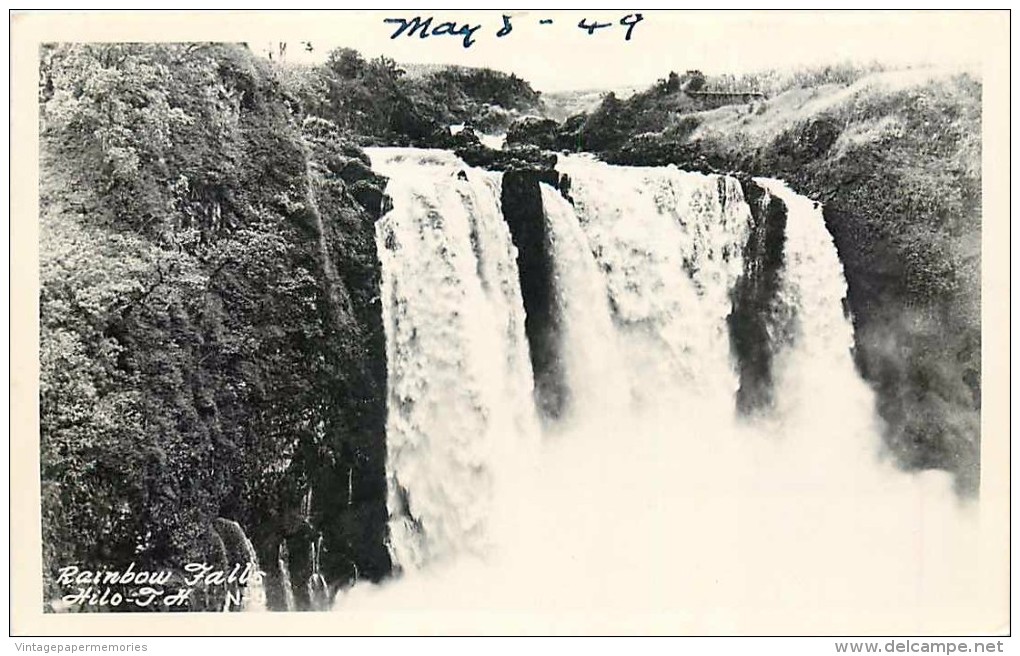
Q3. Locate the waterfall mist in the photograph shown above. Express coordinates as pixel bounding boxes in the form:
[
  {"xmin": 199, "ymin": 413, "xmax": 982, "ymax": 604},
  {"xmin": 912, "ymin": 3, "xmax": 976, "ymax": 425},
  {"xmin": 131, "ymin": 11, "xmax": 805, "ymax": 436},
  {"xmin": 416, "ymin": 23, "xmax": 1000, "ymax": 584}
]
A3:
[{"xmin": 337, "ymin": 151, "xmax": 997, "ymax": 634}]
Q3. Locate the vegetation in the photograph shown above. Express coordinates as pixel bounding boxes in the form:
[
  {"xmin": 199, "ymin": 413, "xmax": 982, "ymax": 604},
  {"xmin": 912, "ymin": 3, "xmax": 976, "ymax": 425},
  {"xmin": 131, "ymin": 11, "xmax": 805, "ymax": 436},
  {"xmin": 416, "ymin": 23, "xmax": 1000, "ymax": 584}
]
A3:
[
  {"xmin": 542, "ymin": 64, "xmax": 893, "ymax": 153},
  {"xmin": 282, "ymin": 49, "xmax": 543, "ymax": 145},
  {"xmin": 707, "ymin": 61, "xmax": 891, "ymax": 95},
  {"xmin": 404, "ymin": 64, "xmax": 543, "ymax": 131},
  {"xmin": 39, "ymin": 42, "xmax": 390, "ymax": 610}
]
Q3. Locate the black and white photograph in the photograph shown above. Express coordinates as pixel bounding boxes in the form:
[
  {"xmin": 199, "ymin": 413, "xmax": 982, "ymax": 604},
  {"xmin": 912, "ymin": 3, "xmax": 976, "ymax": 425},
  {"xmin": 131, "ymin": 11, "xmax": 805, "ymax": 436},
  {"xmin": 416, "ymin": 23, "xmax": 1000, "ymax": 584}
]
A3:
[{"xmin": 10, "ymin": 8, "xmax": 1010, "ymax": 638}]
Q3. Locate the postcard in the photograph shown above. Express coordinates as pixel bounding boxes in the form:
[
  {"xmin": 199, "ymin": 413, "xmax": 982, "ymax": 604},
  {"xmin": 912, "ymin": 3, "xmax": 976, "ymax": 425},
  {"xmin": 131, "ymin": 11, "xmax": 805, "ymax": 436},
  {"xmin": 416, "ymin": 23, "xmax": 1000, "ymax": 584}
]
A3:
[{"xmin": 10, "ymin": 8, "xmax": 1010, "ymax": 637}]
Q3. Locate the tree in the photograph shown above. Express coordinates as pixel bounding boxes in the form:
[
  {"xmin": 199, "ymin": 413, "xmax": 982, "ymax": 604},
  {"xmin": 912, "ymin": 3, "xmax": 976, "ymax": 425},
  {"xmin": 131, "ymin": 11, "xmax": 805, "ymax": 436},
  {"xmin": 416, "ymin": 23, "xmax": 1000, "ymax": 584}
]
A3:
[
  {"xmin": 681, "ymin": 70, "xmax": 706, "ymax": 93},
  {"xmin": 666, "ymin": 71, "xmax": 681, "ymax": 93},
  {"xmin": 325, "ymin": 48, "xmax": 366, "ymax": 79}
]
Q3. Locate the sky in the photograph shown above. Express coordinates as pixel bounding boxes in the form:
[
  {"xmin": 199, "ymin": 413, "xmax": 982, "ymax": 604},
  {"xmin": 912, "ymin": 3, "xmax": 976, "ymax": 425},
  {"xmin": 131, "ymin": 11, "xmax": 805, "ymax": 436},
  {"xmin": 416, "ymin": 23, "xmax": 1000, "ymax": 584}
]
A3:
[{"xmin": 253, "ymin": 10, "xmax": 993, "ymax": 92}]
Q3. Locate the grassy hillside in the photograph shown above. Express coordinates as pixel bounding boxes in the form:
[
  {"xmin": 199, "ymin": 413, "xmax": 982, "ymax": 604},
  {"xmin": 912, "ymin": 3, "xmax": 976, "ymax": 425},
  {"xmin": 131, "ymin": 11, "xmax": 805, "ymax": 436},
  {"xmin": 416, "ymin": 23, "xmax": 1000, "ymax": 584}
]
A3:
[{"xmin": 576, "ymin": 67, "xmax": 982, "ymax": 493}]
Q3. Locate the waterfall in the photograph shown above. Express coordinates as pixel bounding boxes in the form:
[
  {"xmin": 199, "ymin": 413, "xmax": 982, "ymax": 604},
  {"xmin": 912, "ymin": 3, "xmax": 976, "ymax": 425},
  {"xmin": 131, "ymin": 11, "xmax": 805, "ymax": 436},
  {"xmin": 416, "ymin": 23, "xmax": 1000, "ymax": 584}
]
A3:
[
  {"xmin": 306, "ymin": 536, "xmax": 330, "ymax": 610},
  {"xmin": 277, "ymin": 542, "xmax": 297, "ymax": 612},
  {"xmin": 538, "ymin": 183, "xmax": 628, "ymax": 422},
  {"xmin": 369, "ymin": 148, "xmax": 540, "ymax": 572},
  {"xmin": 212, "ymin": 519, "xmax": 267, "ymax": 612},
  {"xmin": 238, "ymin": 532, "xmax": 268, "ymax": 612},
  {"xmin": 752, "ymin": 178, "xmax": 886, "ymax": 473},
  {"xmin": 555, "ymin": 156, "xmax": 753, "ymax": 420},
  {"xmin": 341, "ymin": 149, "xmax": 980, "ymax": 626},
  {"xmin": 755, "ymin": 179, "xmax": 866, "ymax": 400}
]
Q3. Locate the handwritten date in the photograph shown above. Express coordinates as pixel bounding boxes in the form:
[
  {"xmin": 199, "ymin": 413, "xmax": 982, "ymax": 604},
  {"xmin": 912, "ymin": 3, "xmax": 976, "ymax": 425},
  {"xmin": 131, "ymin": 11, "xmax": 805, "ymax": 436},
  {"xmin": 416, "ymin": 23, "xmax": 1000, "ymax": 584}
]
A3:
[{"xmin": 383, "ymin": 14, "xmax": 644, "ymax": 49}]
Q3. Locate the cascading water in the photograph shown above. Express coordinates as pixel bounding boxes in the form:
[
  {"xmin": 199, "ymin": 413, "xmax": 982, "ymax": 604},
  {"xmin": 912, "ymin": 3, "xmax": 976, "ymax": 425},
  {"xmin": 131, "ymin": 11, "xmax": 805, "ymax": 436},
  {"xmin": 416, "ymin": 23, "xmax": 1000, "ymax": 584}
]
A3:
[
  {"xmin": 369, "ymin": 148, "xmax": 540, "ymax": 572},
  {"xmin": 555, "ymin": 156, "xmax": 753, "ymax": 420},
  {"xmin": 755, "ymin": 178, "xmax": 877, "ymax": 425},
  {"xmin": 277, "ymin": 542, "xmax": 297, "ymax": 612},
  {"xmin": 539, "ymin": 184, "xmax": 628, "ymax": 422},
  {"xmin": 307, "ymin": 536, "xmax": 330, "ymax": 610},
  {"xmin": 213, "ymin": 519, "xmax": 267, "ymax": 612},
  {"xmin": 748, "ymin": 178, "xmax": 892, "ymax": 487},
  {"xmin": 238, "ymin": 533, "xmax": 268, "ymax": 612},
  {"xmin": 339, "ymin": 149, "xmax": 987, "ymax": 632}
]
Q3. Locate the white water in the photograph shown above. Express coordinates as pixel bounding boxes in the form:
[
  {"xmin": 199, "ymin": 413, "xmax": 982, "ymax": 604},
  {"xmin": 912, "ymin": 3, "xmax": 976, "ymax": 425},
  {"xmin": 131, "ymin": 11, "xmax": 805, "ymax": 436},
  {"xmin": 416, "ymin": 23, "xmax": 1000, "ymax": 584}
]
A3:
[
  {"xmin": 213, "ymin": 519, "xmax": 267, "ymax": 613},
  {"xmin": 339, "ymin": 151, "xmax": 994, "ymax": 633},
  {"xmin": 307, "ymin": 536, "xmax": 330, "ymax": 610},
  {"xmin": 755, "ymin": 178, "xmax": 881, "ymax": 452},
  {"xmin": 277, "ymin": 542, "xmax": 297, "ymax": 612},
  {"xmin": 555, "ymin": 157, "xmax": 753, "ymax": 420},
  {"xmin": 478, "ymin": 134, "xmax": 506, "ymax": 150},
  {"xmin": 539, "ymin": 184, "xmax": 628, "ymax": 422},
  {"xmin": 369, "ymin": 148, "xmax": 540, "ymax": 571},
  {"xmin": 238, "ymin": 532, "xmax": 267, "ymax": 612}
]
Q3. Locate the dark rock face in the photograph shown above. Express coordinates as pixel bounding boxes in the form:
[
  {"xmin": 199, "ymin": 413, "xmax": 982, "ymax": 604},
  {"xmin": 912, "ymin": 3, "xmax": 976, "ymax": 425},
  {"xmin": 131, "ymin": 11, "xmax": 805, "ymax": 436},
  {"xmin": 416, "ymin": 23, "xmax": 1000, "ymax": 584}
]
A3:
[
  {"xmin": 338, "ymin": 158, "xmax": 385, "ymax": 188},
  {"xmin": 252, "ymin": 126, "xmax": 392, "ymax": 609},
  {"xmin": 456, "ymin": 143, "xmax": 557, "ymax": 171},
  {"xmin": 425, "ymin": 125, "xmax": 483, "ymax": 150},
  {"xmin": 459, "ymin": 140, "xmax": 571, "ymax": 420},
  {"xmin": 601, "ymin": 130, "xmax": 731, "ymax": 175},
  {"xmin": 820, "ymin": 204, "xmax": 980, "ymax": 494},
  {"xmin": 349, "ymin": 179, "xmax": 387, "ymax": 219},
  {"xmin": 506, "ymin": 116, "xmax": 561, "ymax": 150},
  {"xmin": 555, "ymin": 114, "xmax": 587, "ymax": 152},
  {"xmin": 729, "ymin": 180, "xmax": 788, "ymax": 416},
  {"xmin": 305, "ymin": 121, "xmax": 389, "ymax": 222},
  {"xmin": 557, "ymin": 172, "xmax": 574, "ymax": 204},
  {"xmin": 500, "ymin": 167, "xmax": 568, "ymax": 420},
  {"xmin": 306, "ymin": 155, "xmax": 391, "ymax": 592}
]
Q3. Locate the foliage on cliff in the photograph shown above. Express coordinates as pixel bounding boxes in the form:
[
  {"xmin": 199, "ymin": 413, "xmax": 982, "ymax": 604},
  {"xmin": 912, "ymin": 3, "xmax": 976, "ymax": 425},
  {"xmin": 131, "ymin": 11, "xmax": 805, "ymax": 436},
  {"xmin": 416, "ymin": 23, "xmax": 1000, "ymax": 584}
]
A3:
[
  {"xmin": 39, "ymin": 42, "xmax": 389, "ymax": 609},
  {"xmin": 404, "ymin": 64, "xmax": 543, "ymax": 131},
  {"xmin": 284, "ymin": 49, "xmax": 543, "ymax": 145}
]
